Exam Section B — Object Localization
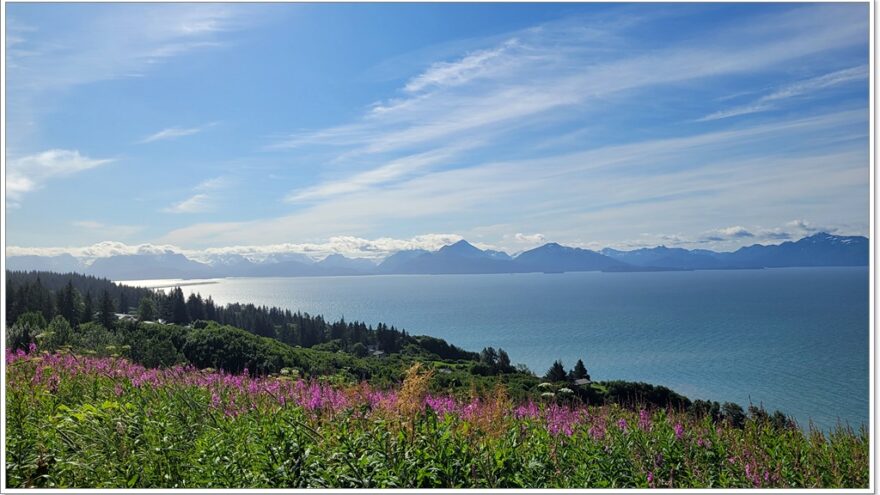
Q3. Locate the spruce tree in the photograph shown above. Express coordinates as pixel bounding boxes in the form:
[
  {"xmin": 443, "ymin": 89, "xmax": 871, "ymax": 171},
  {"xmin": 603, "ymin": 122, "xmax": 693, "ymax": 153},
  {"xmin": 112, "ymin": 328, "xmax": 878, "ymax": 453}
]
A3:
[
  {"xmin": 137, "ymin": 296, "xmax": 157, "ymax": 322},
  {"xmin": 99, "ymin": 289, "xmax": 116, "ymax": 329},
  {"xmin": 171, "ymin": 287, "xmax": 190, "ymax": 324},
  {"xmin": 81, "ymin": 292, "xmax": 94, "ymax": 323},
  {"xmin": 545, "ymin": 360, "xmax": 568, "ymax": 382},
  {"xmin": 570, "ymin": 359, "xmax": 590, "ymax": 381}
]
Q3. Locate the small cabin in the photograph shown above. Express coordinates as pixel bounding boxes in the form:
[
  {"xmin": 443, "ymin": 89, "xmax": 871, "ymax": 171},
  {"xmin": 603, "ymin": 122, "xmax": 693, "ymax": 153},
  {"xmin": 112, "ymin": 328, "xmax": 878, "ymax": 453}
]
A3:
[{"xmin": 573, "ymin": 378, "xmax": 592, "ymax": 387}]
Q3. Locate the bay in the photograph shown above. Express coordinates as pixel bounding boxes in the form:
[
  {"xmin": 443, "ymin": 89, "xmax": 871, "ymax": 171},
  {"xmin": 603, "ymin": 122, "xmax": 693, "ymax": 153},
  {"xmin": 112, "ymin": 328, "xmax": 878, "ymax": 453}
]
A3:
[{"xmin": 121, "ymin": 266, "xmax": 869, "ymax": 430}]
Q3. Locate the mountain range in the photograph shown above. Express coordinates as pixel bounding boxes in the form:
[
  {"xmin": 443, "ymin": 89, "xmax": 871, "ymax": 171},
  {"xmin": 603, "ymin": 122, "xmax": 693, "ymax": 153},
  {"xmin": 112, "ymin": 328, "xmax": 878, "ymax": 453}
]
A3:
[{"xmin": 4, "ymin": 233, "xmax": 868, "ymax": 281}]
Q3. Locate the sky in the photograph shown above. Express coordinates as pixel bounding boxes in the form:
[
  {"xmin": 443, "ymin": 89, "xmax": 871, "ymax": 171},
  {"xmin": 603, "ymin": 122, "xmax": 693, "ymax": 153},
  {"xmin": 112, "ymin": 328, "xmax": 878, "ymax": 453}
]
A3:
[{"xmin": 4, "ymin": 3, "xmax": 871, "ymax": 261}]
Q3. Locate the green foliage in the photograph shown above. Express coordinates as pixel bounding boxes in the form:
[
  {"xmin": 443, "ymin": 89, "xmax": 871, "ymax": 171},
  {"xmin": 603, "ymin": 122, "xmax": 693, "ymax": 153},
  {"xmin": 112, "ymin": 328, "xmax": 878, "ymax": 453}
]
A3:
[
  {"xmin": 7, "ymin": 311, "xmax": 46, "ymax": 350},
  {"xmin": 723, "ymin": 402, "xmax": 747, "ymax": 428},
  {"xmin": 136, "ymin": 296, "xmax": 157, "ymax": 322},
  {"xmin": 41, "ymin": 316, "xmax": 74, "ymax": 352},
  {"xmin": 16, "ymin": 311, "xmax": 47, "ymax": 330},
  {"xmin": 350, "ymin": 342, "xmax": 368, "ymax": 358},
  {"xmin": 7, "ymin": 271, "xmax": 479, "ymax": 365},
  {"xmin": 6, "ymin": 353, "xmax": 869, "ymax": 489},
  {"xmin": 544, "ymin": 360, "xmax": 567, "ymax": 382},
  {"xmin": 99, "ymin": 290, "xmax": 116, "ymax": 330},
  {"xmin": 70, "ymin": 322, "xmax": 121, "ymax": 355},
  {"xmin": 569, "ymin": 359, "xmax": 589, "ymax": 381},
  {"xmin": 601, "ymin": 380, "xmax": 692, "ymax": 411}
]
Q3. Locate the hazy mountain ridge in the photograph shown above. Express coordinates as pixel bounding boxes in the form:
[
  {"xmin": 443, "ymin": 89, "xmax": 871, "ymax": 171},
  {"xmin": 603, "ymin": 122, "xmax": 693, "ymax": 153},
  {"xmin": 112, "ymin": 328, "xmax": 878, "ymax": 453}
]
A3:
[{"xmin": 5, "ymin": 233, "xmax": 867, "ymax": 280}]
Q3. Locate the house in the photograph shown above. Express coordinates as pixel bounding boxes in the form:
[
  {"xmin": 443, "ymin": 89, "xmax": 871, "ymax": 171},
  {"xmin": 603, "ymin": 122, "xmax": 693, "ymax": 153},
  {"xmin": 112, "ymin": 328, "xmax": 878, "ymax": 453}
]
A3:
[{"xmin": 573, "ymin": 378, "xmax": 591, "ymax": 387}]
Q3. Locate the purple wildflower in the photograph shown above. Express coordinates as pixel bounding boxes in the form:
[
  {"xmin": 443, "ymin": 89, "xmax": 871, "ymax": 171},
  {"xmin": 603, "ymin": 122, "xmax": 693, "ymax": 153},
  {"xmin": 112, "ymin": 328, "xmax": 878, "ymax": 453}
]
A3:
[{"xmin": 638, "ymin": 409, "xmax": 652, "ymax": 431}]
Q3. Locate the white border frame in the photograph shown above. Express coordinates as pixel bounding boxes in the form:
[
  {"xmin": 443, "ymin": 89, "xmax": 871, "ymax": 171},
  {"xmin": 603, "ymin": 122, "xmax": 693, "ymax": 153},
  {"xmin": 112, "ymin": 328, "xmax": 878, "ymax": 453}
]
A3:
[{"xmin": 0, "ymin": 0, "xmax": 875, "ymax": 493}]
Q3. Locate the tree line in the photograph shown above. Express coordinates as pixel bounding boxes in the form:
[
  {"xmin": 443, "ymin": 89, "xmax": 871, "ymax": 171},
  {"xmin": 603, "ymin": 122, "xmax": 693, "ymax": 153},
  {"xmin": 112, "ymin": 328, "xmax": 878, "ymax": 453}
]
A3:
[{"xmin": 5, "ymin": 271, "xmax": 485, "ymax": 363}]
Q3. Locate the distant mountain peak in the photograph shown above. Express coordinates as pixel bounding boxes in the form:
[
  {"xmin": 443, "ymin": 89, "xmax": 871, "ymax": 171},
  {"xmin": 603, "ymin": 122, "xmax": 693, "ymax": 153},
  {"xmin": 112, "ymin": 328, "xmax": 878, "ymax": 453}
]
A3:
[{"xmin": 438, "ymin": 239, "xmax": 484, "ymax": 256}]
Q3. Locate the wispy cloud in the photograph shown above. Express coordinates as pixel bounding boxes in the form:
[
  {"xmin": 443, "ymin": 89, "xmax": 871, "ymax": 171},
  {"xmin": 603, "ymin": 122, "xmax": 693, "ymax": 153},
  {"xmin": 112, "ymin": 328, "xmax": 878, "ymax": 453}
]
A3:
[
  {"xmin": 699, "ymin": 65, "xmax": 868, "ymax": 121},
  {"xmin": 269, "ymin": 5, "xmax": 865, "ymax": 158},
  {"xmin": 7, "ymin": 150, "xmax": 114, "ymax": 206},
  {"xmin": 285, "ymin": 142, "xmax": 480, "ymax": 203},
  {"xmin": 402, "ymin": 39, "xmax": 521, "ymax": 94},
  {"xmin": 7, "ymin": 6, "xmax": 249, "ymax": 93},
  {"xmin": 700, "ymin": 225, "xmax": 755, "ymax": 242},
  {"xmin": 71, "ymin": 221, "xmax": 143, "ymax": 239},
  {"xmin": 6, "ymin": 4, "xmax": 256, "ymax": 149},
  {"xmin": 161, "ymin": 107, "xmax": 867, "ymax": 249},
  {"xmin": 162, "ymin": 175, "xmax": 232, "ymax": 214},
  {"xmin": 261, "ymin": 4, "xmax": 866, "ymax": 238},
  {"xmin": 138, "ymin": 122, "xmax": 218, "ymax": 144},
  {"xmin": 162, "ymin": 193, "xmax": 212, "ymax": 214}
]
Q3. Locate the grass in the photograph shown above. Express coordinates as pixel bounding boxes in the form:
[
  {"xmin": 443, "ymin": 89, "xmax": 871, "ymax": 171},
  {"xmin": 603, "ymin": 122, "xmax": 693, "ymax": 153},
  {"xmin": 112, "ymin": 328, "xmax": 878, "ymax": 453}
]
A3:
[{"xmin": 6, "ymin": 349, "xmax": 869, "ymax": 488}]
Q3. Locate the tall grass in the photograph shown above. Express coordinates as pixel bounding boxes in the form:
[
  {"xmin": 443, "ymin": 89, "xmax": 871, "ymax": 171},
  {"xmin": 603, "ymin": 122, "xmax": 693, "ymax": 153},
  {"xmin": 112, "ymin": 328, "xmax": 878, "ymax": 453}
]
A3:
[{"xmin": 6, "ymin": 348, "xmax": 869, "ymax": 488}]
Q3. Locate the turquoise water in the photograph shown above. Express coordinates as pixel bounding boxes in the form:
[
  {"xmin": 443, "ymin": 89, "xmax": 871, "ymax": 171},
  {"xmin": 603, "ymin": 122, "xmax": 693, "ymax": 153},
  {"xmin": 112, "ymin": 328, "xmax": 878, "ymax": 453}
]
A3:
[{"xmin": 129, "ymin": 267, "xmax": 869, "ymax": 430}]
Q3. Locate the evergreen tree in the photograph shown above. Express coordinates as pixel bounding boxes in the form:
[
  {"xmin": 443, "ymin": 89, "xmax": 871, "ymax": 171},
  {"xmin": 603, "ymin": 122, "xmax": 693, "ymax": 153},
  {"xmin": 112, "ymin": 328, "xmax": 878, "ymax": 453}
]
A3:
[
  {"xmin": 545, "ymin": 360, "xmax": 568, "ymax": 382},
  {"xmin": 57, "ymin": 280, "xmax": 79, "ymax": 326},
  {"xmin": 186, "ymin": 293, "xmax": 206, "ymax": 321},
  {"xmin": 170, "ymin": 287, "xmax": 190, "ymax": 324},
  {"xmin": 205, "ymin": 297, "xmax": 216, "ymax": 320},
  {"xmin": 137, "ymin": 296, "xmax": 157, "ymax": 322},
  {"xmin": 497, "ymin": 348, "xmax": 512, "ymax": 373},
  {"xmin": 570, "ymin": 359, "xmax": 590, "ymax": 381},
  {"xmin": 480, "ymin": 347, "xmax": 498, "ymax": 367},
  {"xmin": 81, "ymin": 291, "xmax": 94, "ymax": 323},
  {"xmin": 99, "ymin": 289, "xmax": 116, "ymax": 329},
  {"xmin": 119, "ymin": 292, "xmax": 129, "ymax": 315}
]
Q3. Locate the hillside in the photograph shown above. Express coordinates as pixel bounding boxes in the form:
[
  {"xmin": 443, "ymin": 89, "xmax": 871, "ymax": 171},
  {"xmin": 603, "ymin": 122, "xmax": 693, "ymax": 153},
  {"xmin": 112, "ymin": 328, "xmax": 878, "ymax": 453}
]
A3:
[{"xmin": 6, "ymin": 349, "xmax": 868, "ymax": 488}]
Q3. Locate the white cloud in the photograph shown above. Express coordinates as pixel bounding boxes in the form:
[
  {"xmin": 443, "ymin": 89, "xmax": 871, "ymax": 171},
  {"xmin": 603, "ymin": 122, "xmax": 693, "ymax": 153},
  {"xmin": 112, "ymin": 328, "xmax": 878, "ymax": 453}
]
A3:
[
  {"xmin": 7, "ymin": 149, "xmax": 114, "ymax": 205},
  {"xmin": 403, "ymin": 39, "xmax": 521, "ymax": 94},
  {"xmin": 786, "ymin": 219, "xmax": 837, "ymax": 234},
  {"xmin": 164, "ymin": 107, "xmax": 867, "ymax": 249},
  {"xmin": 701, "ymin": 226, "xmax": 755, "ymax": 241},
  {"xmin": 6, "ymin": 5, "xmax": 258, "ymax": 149},
  {"xmin": 6, "ymin": 241, "xmax": 179, "ymax": 261},
  {"xmin": 6, "ymin": 234, "xmax": 469, "ymax": 263},
  {"xmin": 285, "ymin": 143, "xmax": 479, "ymax": 202},
  {"xmin": 163, "ymin": 193, "xmax": 212, "ymax": 214},
  {"xmin": 162, "ymin": 175, "xmax": 232, "ymax": 214},
  {"xmin": 699, "ymin": 65, "xmax": 868, "ymax": 121},
  {"xmin": 7, "ymin": 6, "xmax": 250, "ymax": 93},
  {"xmin": 255, "ymin": 5, "xmax": 867, "ymax": 251},
  {"xmin": 269, "ymin": 5, "xmax": 866, "ymax": 158},
  {"xmin": 138, "ymin": 123, "xmax": 217, "ymax": 143},
  {"xmin": 513, "ymin": 233, "xmax": 546, "ymax": 244},
  {"xmin": 71, "ymin": 220, "xmax": 144, "ymax": 239}
]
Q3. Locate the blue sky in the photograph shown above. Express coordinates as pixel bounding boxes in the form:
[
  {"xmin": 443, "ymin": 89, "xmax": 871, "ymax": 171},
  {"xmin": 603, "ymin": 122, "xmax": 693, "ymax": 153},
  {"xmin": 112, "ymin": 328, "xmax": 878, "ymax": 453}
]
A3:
[{"xmin": 4, "ymin": 3, "xmax": 870, "ymax": 260}]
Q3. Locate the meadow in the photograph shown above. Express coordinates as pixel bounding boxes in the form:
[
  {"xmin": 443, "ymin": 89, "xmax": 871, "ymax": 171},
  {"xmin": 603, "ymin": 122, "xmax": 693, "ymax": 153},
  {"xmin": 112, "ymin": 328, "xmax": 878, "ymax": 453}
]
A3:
[{"xmin": 6, "ymin": 347, "xmax": 869, "ymax": 489}]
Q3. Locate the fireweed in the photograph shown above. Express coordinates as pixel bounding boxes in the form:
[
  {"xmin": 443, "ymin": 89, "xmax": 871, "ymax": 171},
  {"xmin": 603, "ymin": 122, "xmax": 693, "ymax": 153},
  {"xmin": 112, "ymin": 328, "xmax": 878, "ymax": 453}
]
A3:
[{"xmin": 5, "ymin": 349, "xmax": 869, "ymax": 488}]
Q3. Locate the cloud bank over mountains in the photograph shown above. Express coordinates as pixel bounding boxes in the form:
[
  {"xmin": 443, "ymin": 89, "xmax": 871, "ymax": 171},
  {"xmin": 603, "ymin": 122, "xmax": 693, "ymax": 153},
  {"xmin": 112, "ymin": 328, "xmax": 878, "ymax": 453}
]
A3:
[
  {"xmin": 5, "ymin": 217, "xmax": 860, "ymax": 265},
  {"xmin": 6, "ymin": 232, "xmax": 868, "ymax": 282}
]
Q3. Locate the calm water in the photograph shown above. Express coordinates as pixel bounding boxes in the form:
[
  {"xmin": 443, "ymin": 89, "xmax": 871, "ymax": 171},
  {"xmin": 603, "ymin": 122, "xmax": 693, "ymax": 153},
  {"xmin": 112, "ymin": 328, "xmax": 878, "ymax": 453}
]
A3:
[{"xmin": 122, "ymin": 267, "xmax": 869, "ymax": 430}]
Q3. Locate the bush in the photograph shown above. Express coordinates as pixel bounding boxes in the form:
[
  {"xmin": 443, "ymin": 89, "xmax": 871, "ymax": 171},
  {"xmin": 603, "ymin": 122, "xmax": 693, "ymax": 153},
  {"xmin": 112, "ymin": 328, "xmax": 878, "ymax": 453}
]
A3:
[{"xmin": 41, "ymin": 316, "xmax": 74, "ymax": 351}]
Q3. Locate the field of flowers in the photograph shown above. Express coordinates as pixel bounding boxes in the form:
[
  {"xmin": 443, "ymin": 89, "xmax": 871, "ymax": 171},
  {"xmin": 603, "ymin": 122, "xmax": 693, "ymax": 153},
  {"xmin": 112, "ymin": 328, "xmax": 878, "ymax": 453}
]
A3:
[{"xmin": 6, "ymin": 347, "xmax": 869, "ymax": 488}]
